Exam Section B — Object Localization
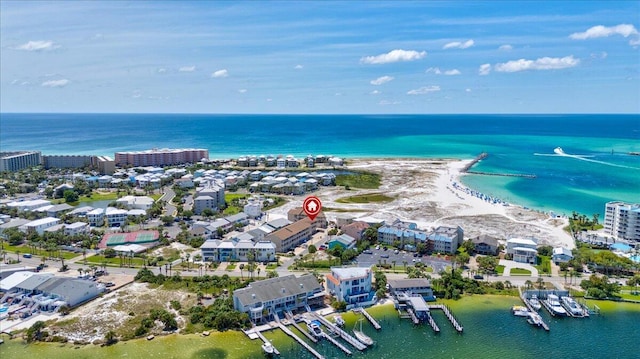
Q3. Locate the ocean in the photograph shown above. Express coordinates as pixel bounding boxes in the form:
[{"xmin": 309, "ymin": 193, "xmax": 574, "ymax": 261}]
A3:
[{"xmin": 1, "ymin": 113, "xmax": 639, "ymax": 216}]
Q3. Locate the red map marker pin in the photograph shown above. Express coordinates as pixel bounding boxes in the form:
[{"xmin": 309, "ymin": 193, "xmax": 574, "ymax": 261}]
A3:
[{"xmin": 303, "ymin": 196, "xmax": 322, "ymax": 221}]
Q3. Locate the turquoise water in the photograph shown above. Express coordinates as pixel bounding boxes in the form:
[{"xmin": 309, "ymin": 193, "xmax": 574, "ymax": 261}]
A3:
[
  {"xmin": 1, "ymin": 113, "xmax": 638, "ymax": 216},
  {"xmin": 2, "ymin": 297, "xmax": 638, "ymax": 359}
]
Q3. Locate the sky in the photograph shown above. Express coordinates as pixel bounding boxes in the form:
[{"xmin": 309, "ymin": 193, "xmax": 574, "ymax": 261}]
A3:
[{"xmin": 1, "ymin": 1, "xmax": 639, "ymax": 114}]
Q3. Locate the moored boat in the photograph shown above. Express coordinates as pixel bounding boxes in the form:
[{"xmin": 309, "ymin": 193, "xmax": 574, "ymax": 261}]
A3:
[
  {"xmin": 528, "ymin": 295, "xmax": 542, "ymax": 311},
  {"xmin": 307, "ymin": 320, "xmax": 323, "ymax": 338},
  {"xmin": 546, "ymin": 294, "xmax": 567, "ymax": 316},
  {"xmin": 561, "ymin": 296, "xmax": 584, "ymax": 316},
  {"xmin": 353, "ymin": 318, "xmax": 374, "ymax": 346},
  {"xmin": 333, "ymin": 314, "xmax": 345, "ymax": 327},
  {"xmin": 261, "ymin": 341, "xmax": 275, "ymax": 355},
  {"xmin": 512, "ymin": 305, "xmax": 530, "ymax": 317}
]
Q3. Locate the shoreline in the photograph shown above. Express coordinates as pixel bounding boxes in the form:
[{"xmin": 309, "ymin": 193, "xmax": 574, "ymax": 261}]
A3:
[{"xmin": 269, "ymin": 157, "xmax": 575, "ymax": 249}]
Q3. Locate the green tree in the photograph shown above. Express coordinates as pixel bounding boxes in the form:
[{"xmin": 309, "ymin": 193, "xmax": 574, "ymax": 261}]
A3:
[
  {"xmin": 26, "ymin": 321, "xmax": 46, "ymax": 343},
  {"xmin": 63, "ymin": 189, "xmax": 79, "ymax": 203},
  {"xmin": 104, "ymin": 330, "xmax": 118, "ymax": 345}
]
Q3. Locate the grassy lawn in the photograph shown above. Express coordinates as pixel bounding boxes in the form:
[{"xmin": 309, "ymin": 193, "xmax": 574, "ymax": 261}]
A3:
[
  {"xmin": 1, "ymin": 244, "xmax": 81, "ymax": 260},
  {"xmin": 151, "ymin": 194, "xmax": 163, "ymax": 201},
  {"xmin": 223, "ymin": 206, "xmax": 241, "ymax": 215},
  {"xmin": 225, "ymin": 193, "xmax": 249, "ymax": 202},
  {"xmin": 496, "ymin": 265, "xmax": 505, "ymax": 275},
  {"xmin": 335, "ymin": 193, "xmax": 394, "ymax": 204},
  {"xmin": 86, "ymin": 254, "xmax": 146, "ymax": 267},
  {"xmin": 511, "ymin": 268, "xmax": 532, "ymax": 276},
  {"xmin": 535, "ymin": 256, "xmax": 551, "ymax": 275},
  {"xmin": 79, "ymin": 192, "xmax": 119, "ymax": 202},
  {"xmin": 266, "ymin": 263, "xmax": 278, "ymax": 270},
  {"xmin": 225, "ymin": 263, "xmax": 236, "ymax": 271},
  {"xmin": 335, "ymin": 172, "xmax": 381, "ymax": 189}
]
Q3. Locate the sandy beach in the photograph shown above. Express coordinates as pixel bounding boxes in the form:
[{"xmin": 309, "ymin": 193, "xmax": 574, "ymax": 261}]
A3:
[{"xmin": 271, "ymin": 158, "xmax": 574, "ymax": 249}]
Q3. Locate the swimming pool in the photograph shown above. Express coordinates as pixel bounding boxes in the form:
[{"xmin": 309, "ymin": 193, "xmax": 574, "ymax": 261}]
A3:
[{"xmin": 630, "ymin": 255, "xmax": 640, "ymax": 263}]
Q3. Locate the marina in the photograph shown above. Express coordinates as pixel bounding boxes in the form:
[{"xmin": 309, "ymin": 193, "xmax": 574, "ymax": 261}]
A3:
[
  {"xmin": 393, "ymin": 292, "xmax": 463, "ymax": 333},
  {"xmin": 311, "ymin": 312, "xmax": 368, "ymax": 351},
  {"xmin": 351, "ymin": 307, "xmax": 381, "ymax": 330},
  {"xmin": 518, "ymin": 288, "xmax": 550, "ymax": 331}
]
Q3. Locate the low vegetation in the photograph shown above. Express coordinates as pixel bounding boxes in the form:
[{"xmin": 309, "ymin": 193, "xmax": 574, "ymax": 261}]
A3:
[
  {"xmin": 335, "ymin": 193, "xmax": 394, "ymax": 204},
  {"xmin": 335, "ymin": 172, "xmax": 381, "ymax": 189}
]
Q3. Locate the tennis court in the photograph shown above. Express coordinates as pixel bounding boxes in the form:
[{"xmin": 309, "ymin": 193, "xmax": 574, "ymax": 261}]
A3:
[{"xmin": 100, "ymin": 230, "xmax": 160, "ymax": 248}]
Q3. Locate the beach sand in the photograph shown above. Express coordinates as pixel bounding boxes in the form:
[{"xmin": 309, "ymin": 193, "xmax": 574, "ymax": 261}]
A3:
[{"xmin": 270, "ymin": 158, "xmax": 574, "ymax": 249}]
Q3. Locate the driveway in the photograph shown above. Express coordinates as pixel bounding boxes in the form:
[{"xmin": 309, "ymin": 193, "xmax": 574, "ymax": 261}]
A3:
[{"xmin": 499, "ymin": 259, "xmax": 539, "ymax": 277}]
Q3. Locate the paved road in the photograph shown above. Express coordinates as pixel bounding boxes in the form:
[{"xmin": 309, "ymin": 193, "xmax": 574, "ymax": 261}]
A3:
[{"xmin": 162, "ymin": 188, "xmax": 176, "ymax": 216}]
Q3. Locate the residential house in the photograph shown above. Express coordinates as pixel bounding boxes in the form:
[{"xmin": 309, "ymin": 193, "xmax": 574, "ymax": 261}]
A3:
[
  {"xmin": 552, "ymin": 247, "xmax": 574, "ymax": 264},
  {"xmin": 342, "ymin": 221, "xmax": 370, "ymax": 241},
  {"xmin": 328, "ymin": 234, "xmax": 356, "ymax": 250},
  {"xmin": 20, "ymin": 217, "xmax": 61, "ymax": 235},
  {"xmin": 265, "ymin": 218, "xmax": 314, "ymax": 252},
  {"xmin": 506, "ymin": 238, "xmax": 538, "ymax": 264},
  {"xmin": 471, "ymin": 234, "xmax": 500, "ymax": 255},
  {"xmin": 386, "ymin": 278, "xmax": 435, "ymax": 301},
  {"xmin": 326, "ymin": 266, "xmax": 375, "ymax": 308},
  {"xmin": 232, "ymin": 274, "xmax": 324, "ymax": 323}
]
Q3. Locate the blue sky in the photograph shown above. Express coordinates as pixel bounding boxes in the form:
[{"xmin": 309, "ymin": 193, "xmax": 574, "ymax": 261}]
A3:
[{"xmin": 1, "ymin": 1, "xmax": 639, "ymax": 114}]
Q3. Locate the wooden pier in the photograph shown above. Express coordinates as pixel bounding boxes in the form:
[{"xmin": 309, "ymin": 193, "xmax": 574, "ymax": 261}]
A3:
[
  {"xmin": 406, "ymin": 308, "xmax": 420, "ymax": 325},
  {"xmin": 425, "ymin": 312, "xmax": 440, "ymax": 333},
  {"xmin": 322, "ymin": 332, "xmax": 352, "ymax": 356},
  {"xmin": 312, "ymin": 313, "xmax": 367, "ymax": 351},
  {"xmin": 255, "ymin": 330, "xmax": 281, "ymax": 356},
  {"xmin": 277, "ymin": 322, "xmax": 325, "ymax": 359},
  {"xmin": 353, "ymin": 307, "xmax": 382, "ymax": 330},
  {"xmin": 285, "ymin": 312, "xmax": 318, "ymax": 343},
  {"xmin": 428, "ymin": 305, "xmax": 464, "ymax": 333}
]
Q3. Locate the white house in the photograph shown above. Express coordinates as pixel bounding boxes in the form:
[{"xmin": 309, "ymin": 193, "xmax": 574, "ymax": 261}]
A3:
[
  {"xmin": 244, "ymin": 200, "xmax": 262, "ymax": 218},
  {"xmin": 20, "ymin": 217, "xmax": 61, "ymax": 235},
  {"xmin": 115, "ymin": 195, "xmax": 154, "ymax": 210},
  {"xmin": 87, "ymin": 208, "xmax": 104, "ymax": 227},
  {"xmin": 506, "ymin": 237, "xmax": 538, "ymax": 264},
  {"xmin": 7, "ymin": 199, "xmax": 52, "ymax": 212},
  {"xmin": 326, "ymin": 266, "xmax": 375, "ymax": 308},
  {"xmin": 64, "ymin": 222, "xmax": 90, "ymax": 236},
  {"xmin": 552, "ymin": 247, "xmax": 574, "ymax": 264},
  {"xmin": 105, "ymin": 207, "xmax": 128, "ymax": 227},
  {"xmin": 199, "ymin": 239, "xmax": 276, "ymax": 262}
]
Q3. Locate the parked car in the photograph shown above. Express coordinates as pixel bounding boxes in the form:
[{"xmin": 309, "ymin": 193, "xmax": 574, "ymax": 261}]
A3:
[
  {"xmin": 23, "ymin": 253, "xmax": 32, "ymax": 258},
  {"xmin": 473, "ymin": 274, "xmax": 484, "ymax": 280},
  {"xmin": 381, "ymin": 254, "xmax": 389, "ymax": 258}
]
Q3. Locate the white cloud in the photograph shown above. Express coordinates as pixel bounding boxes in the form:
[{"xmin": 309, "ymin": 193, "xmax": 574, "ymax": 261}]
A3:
[
  {"xmin": 499, "ymin": 44, "xmax": 513, "ymax": 51},
  {"xmin": 494, "ymin": 55, "xmax": 580, "ymax": 72},
  {"xmin": 590, "ymin": 51, "xmax": 608, "ymax": 59},
  {"xmin": 294, "ymin": 64, "xmax": 304, "ymax": 69},
  {"xmin": 465, "ymin": 88, "xmax": 472, "ymax": 92},
  {"xmin": 407, "ymin": 85, "xmax": 441, "ymax": 95},
  {"xmin": 478, "ymin": 63, "xmax": 491, "ymax": 75},
  {"xmin": 238, "ymin": 89, "xmax": 247, "ymax": 93},
  {"xmin": 630, "ymin": 37, "xmax": 640, "ymax": 47},
  {"xmin": 379, "ymin": 100, "xmax": 401, "ymax": 105},
  {"xmin": 426, "ymin": 67, "xmax": 460, "ymax": 75},
  {"xmin": 360, "ymin": 49, "xmax": 426, "ymax": 64},
  {"xmin": 570, "ymin": 24, "xmax": 638, "ymax": 40},
  {"xmin": 443, "ymin": 39, "xmax": 474, "ymax": 49},
  {"xmin": 11, "ymin": 79, "xmax": 18, "ymax": 85},
  {"xmin": 370, "ymin": 75, "xmax": 394, "ymax": 85},
  {"xmin": 179, "ymin": 66, "xmax": 196, "ymax": 72},
  {"xmin": 211, "ymin": 69, "xmax": 228, "ymax": 78},
  {"xmin": 370, "ymin": 90, "xmax": 381, "ymax": 95},
  {"xmin": 16, "ymin": 40, "xmax": 59, "ymax": 51},
  {"xmin": 132, "ymin": 90, "xmax": 142, "ymax": 99},
  {"xmin": 157, "ymin": 68, "xmax": 167, "ymax": 73},
  {"xmin": 41, "ymin": 79, "xmax": 69, "ymax": 88}
]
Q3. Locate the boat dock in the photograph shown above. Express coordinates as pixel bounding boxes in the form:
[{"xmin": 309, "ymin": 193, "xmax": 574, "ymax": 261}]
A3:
[
  {"xmin": 321, "ymin": 332, "xmax": 352, "ymax": 356},
  {"xmin": 311, "ymin": 313, "xmax": 367, "ymax": 351},
  {"xmin": 255, "ymin": 330, "xmax": 281, "ymax": 356},
  {"xmin": 406, "ymin": 308, "xmax": 421, "ymax": 325},
  {"xmin": 352, "ymin": 307, "xmax": 381, "ymax": 330},
  {"xmin": 425, "ymin": 312, "xmax": 440, "ymax": 333},
  {"xmin": 285, "ymin": 312, "xmax": 318, "ymax": 343},
  {"xmin": 428, "ymin": 305, "xmax": 464, "ymax": 333},
  {"xmin": 519, "ymin": 289, "xmax": 550, "ymax": 331},
  {"xmin": 277, "ymin": 322, "xmax": 325, "ymax": 359}
]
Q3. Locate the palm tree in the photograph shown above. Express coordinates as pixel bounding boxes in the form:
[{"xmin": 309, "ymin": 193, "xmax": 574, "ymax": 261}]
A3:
[
  {"xmin": 392, "ymin": 260, "xmax": 397, "ymax": 273},
  {"xmin": 78, "ymin": 268, "xmax": 84, "ymax": 277},
  {"xmin": 524, "ymin": 279, "xmax": 533, "ymax": 291},
  {"xmin": 536, "ymin": 277, "xmax": 545, "ymax": 290},
  {"xmin": 504, "ymin": 280, "xmax": 512, "ymax": 289},
  {"xmin": 403, "ymin": 260, "xmax": 408, "ymax": 273},
  {"xmin": 239, "ymin": 263, "xmax": 245, "ymax": 279}
]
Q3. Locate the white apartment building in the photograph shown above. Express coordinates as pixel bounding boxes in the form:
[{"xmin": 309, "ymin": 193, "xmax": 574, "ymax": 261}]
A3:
[
  {"xmin": 20, "ymin": 217, "xmax": 61, "ymax": 235},
  {"xmin": 604, "ymin": 201, "xmax": 640, "ymax": 241}
]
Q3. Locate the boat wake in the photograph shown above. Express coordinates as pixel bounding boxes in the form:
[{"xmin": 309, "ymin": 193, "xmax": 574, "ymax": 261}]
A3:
[{"xmin": 534, "ymin": 147, "xmax": 640, "ymax": 170}]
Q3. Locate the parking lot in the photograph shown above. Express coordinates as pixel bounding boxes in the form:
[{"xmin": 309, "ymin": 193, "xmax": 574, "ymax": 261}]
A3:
[{"xmin": 355, "ymin": 246, "xmax": 452, "ymax": 273}]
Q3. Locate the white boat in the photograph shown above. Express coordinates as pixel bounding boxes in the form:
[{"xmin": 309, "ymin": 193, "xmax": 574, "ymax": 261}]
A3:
[
  {"xmin": 546, "ymin": 294, "xmax": 567, "ymax": 316},
  {"xmin": 561, "ymin": 296, "xmax": 584, "ymax": 316},
  {"xmin": 554, "ymin": 147, "xmax": 565, "ymax": 155},
  {"xmin": 511, "ymin": 305, "xmax": 530, "ymax": 317},
  {"xmin": 333, "ymin": 314, "xmax": 345, "ymax": 327},
  {"xmin": 261, "ymin": 341, "xmax": 275, "ymax": 355},
  {"xmin": 527, "ymin": 312, "xmax": 544, "ymax": 327},
  {"xmin": 353, "ymin": 318, "xmax": 374, "ymax": 346},
  {"xmin": 528, "ymin": 295, "xmax": 542, "ymax": 311},
  {"xmin": 307, "ymin": 320, "xmax": 323, "ymax": 338}
]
